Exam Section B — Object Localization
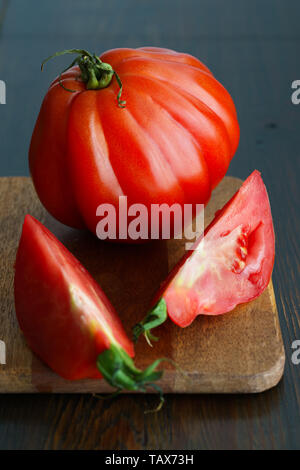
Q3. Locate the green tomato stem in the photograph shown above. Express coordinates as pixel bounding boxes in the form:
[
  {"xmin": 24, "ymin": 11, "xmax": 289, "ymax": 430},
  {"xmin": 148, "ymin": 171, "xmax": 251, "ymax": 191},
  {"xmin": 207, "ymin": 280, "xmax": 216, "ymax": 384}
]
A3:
[
  {"xmin": 41, "ymin": 48, "xmax": 126, "ymax": 107},
  {"xmin": 132, "ymin": 298, "xmax": 168, "ymax": 345},
  {"xmin": 97, "ymin": 343, "xmax": 168, "ymax": 394}
]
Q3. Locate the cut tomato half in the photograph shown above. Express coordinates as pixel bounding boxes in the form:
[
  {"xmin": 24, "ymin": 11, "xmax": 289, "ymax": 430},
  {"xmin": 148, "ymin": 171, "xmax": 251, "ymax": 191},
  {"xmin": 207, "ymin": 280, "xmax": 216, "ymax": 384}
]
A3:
[
  {"xmin": 134, "ymin": 170, "xmax": 275, "ymax": 339},
  {"xmin": 14, "ymin": 215, "xmax": 165, "ymax": 392}
]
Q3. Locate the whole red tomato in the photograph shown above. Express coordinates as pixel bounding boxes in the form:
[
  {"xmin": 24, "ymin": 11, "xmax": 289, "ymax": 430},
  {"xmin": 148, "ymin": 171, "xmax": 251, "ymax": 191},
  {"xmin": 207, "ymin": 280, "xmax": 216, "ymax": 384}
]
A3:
[{"xmin": 29, "ymin": 47, "xmax": 240, "ymax": 240}]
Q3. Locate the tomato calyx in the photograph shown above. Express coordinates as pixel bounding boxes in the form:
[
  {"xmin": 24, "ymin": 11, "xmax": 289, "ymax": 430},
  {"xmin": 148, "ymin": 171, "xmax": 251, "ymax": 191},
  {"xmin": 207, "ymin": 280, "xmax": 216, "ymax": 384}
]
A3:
[
  {"xmin": 97, "ymin": 342, "xmax": 169, "ymax": 408},
  {"xmin": 132, "ymin": 298, "xmax": 168, "ymax": 345},
  {"xmin": 41, "ymin": 48, "xmax": 126, "ymax": 107}
]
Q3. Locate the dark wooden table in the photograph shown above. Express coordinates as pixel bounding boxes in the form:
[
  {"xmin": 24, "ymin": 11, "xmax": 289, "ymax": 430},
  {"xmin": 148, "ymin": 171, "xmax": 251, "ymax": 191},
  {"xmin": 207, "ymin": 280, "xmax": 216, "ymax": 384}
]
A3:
[{"xmin": 0, "ymin": 0, "xmax": 299, "ymax": 450}]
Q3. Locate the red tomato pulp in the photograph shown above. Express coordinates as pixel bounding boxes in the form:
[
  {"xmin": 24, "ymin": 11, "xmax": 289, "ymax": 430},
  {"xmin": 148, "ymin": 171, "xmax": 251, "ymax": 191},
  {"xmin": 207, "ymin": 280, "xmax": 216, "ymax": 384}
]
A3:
[{"xmin": 134, "ymin": 170, "xmax": 275, "ymax": 338}]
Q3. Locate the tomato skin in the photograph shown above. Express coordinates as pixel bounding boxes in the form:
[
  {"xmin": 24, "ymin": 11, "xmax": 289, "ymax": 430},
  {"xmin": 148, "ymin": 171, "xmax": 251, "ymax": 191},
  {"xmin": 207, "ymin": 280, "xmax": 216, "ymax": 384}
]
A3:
[
  {"xmin": 29, "ymin": 47, "xmax": 239, "ymax": 239},
  {"xmin": 155, "ymin": 170, "xmax": 275, "ymax": 327},
  {"xmin": 14, "ymin": 215, "xmax": 134, "ymax": 380}
]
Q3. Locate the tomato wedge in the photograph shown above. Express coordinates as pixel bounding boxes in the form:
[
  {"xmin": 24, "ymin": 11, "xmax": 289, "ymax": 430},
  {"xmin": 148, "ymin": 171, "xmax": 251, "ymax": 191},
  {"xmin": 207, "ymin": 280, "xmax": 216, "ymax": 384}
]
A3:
[
  {"xmin": 14, "ymin": 215, "xmax": 165, "ymax": 392},
  {"xmin": 134, "ymin": 170, "xmax": 275, "ymax": 339}
]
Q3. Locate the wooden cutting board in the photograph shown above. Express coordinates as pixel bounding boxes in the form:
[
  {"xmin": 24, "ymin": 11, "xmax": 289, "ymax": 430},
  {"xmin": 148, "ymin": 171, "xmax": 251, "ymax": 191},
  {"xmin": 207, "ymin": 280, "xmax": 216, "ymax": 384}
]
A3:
[{"xmin": 0, "ymin": 177, "xmax": 285, "ymax": 393}]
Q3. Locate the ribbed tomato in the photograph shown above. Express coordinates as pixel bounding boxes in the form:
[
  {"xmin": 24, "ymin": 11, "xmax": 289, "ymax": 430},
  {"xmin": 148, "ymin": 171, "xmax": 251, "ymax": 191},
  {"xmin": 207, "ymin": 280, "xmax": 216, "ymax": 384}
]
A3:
[{"xmin": 29, "ymin": 47, "xmax": 239, "ymax": 240}]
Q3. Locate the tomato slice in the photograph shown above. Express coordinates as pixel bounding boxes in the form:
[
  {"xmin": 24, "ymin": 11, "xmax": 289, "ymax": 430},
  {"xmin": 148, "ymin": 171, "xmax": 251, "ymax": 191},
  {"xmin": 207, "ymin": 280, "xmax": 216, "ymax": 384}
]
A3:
[
  {"xmin": 15, "ymin": 216, "xmax": 167, "ymax": 394},
  {"xmin": 14, "ymin": 215, "xmax": 134, "ymax": 380},
  {"xmin": 134, "ymin": 170, "xmax": 275, "ymax": 339}
]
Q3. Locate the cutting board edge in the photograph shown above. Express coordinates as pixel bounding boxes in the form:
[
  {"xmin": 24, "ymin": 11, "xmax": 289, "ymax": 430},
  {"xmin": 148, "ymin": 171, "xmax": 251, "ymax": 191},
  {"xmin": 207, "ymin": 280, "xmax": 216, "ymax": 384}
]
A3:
[{"xmin": 0, "ymin": 342, "xmax": 285, "ymax": 394}]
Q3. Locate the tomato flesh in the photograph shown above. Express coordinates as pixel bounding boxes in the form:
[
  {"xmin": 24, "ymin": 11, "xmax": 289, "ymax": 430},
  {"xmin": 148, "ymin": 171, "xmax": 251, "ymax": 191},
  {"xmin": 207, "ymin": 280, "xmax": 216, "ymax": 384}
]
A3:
[
  {"xmin": 14, "ymin": 215, "xmax": 134, "ymax": 380},
  {"xmin": 159, "ymin": 170, "xmax": 275, "ymax": 327}
]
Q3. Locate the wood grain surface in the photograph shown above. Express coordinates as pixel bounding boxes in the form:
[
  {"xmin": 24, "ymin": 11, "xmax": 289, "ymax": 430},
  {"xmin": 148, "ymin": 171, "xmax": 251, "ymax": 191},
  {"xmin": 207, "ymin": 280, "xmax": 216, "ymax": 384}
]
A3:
[
  {"xmin": 0, "ymin": 176, "xmax": 285, "ymax": 394},
  {"xmin": 0, "ymin": 0, "xmax": 299, "ymax": 451}
]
